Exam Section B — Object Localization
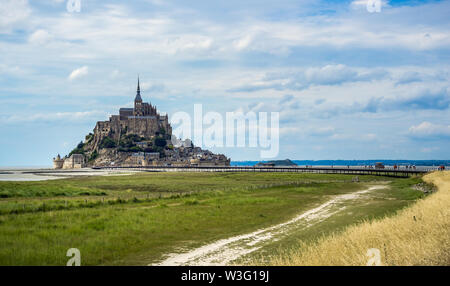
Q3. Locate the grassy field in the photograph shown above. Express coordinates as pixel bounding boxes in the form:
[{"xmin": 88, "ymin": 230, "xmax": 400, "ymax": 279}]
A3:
[
  {"xmin": 0, "ymin": 172, "xmax": 425, "ymax": 265},
  {"xmin": 263, "ymin": 171, "xmax": 450, "ymax": 266}
]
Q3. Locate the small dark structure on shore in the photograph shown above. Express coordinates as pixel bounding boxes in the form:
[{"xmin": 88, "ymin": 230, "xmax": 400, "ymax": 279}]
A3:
[
  {"xmin": 255, "ymin": 159, "xmax": 298, "ymax": 167},
  {"xmin": 375, "ymin": 162, "xmax": 385, "ymax": 169}
]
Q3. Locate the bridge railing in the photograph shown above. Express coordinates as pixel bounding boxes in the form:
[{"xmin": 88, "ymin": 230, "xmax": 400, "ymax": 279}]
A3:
[{"xmin": 93, "ymin": 165, "xmax": 428, "ymax": 177}]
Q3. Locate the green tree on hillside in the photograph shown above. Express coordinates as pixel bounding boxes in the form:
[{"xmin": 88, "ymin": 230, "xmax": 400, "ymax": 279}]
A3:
[
  {"xmin": 99, "ymin": 137, "xmax": 116, "ymax": 149},
  {"xmin": 154, "ymin": 137, "xmax": 167, "ymax": 148}
]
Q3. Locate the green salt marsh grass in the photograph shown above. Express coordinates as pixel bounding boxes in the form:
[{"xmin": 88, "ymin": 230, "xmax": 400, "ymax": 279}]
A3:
[{"xmin": 0, "ymin": 172, "xmax": 424, "ymax": 265}]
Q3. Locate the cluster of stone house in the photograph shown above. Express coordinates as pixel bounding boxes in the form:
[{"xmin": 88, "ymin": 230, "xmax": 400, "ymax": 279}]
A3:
[{"xmin": 53, "ymin": 154, "xmax": 86, "ymax": 169}]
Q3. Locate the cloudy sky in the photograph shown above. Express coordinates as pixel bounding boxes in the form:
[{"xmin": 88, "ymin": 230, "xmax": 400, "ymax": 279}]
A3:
[{"xmin": 1, "ymin": 0, "xmax": 449, "ymax": 166}]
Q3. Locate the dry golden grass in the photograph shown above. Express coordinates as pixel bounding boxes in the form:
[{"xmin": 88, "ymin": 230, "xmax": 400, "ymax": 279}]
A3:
[{"xmin": 267, "ymin": 171, "xmax": 450, "ymax": 266}]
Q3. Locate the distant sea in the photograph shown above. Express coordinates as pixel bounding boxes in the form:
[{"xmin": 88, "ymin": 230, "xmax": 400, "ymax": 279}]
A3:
[{"xmin": 231, "ymin": 160, "xmax": 450, "ymax": 167}]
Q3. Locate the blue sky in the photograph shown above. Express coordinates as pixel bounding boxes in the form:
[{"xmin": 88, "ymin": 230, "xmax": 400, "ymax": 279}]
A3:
[{"xmin": 1, "ymin": 0, "xmax": 449, "ymax": 166}]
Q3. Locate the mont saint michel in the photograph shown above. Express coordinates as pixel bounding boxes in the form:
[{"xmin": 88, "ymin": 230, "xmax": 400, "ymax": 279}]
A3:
[
  {"xmin": 1, "ymin": 0, "xmax": 448, "ymax": 270},
  {"xmin": 53, "ymin": 78, "xmax": 230, "ymax": 169}
]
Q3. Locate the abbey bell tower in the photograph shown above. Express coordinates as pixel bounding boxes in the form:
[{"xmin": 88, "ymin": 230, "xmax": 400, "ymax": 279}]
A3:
[{"xmin": 134, "ymin": 77, "xmax": 144, "ymax": 116}]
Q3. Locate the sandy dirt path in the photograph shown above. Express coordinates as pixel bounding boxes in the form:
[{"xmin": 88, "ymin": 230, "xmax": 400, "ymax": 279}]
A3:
[{"xmin": 152, "ymin": 185, "xmax": 386, "ymax": 266}]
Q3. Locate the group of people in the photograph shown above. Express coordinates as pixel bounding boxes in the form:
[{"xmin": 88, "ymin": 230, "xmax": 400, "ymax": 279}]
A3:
[
  {"xmin": 303, "ymin": 165, "xmax": 446, "ymax": 170},
  {"xmin": 393, "ymin": 165, "xmax": 416, "ymax": 170}
]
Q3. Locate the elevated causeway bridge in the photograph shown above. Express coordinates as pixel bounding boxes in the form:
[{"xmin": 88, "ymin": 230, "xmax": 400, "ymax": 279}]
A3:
[{"xmin": 95, "ymin": 166, "xmax": 429, "ymax": 177}]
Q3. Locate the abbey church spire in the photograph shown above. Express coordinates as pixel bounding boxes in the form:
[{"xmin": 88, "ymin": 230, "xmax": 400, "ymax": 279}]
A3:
[{"xmin": 135, "ymin": 76, "xmax": 142, "ymax": 103}]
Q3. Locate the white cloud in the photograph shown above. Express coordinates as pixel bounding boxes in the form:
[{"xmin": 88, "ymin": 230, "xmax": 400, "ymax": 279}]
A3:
[
  {"xmin": 363, "ymin": 133, "xmax": 376, "ymax": 140},
  {"xmin": 408, "ymin": 122, "xmax": 450, "ymax": 138},
  {"xmin": 329, "ymin": 132, "xmax": 377, "ymax": 141},
  {"xmin": 0, "ymin": 0, "xmax": 450, "ymax": 163},
  {"xmin": 234, "ymin": 35, "xmax": 252, "ymax": 51},
  {"xmin": 329, "ymin": 133, "xmax": 349, "ymax": 140},
  {"xmin": 0, "ymin": 63, "xmax": 23, "ymax": 76},
  {"xmin": 309, "ymin": 126, "xmax": 335, "ymax": 136},
  {"xmin": 141, "ymin": 82, "xmax": 165, "ymax": 93},
  {"xmin": 350, "ymin": 0, "xmax": 389, "ymax": 10},
  {"xmin": 421, "ymin": 146, "xmax": 439, "ymax": 153},
  {"xmin": 28, "ymin": 29, "xmax": 51, "ymax": 45},
  {"xmin": 68, "ymin": 66, "xmax": 89, "ymax": 81},
  {"xmin": 110, "ymin": 69, "xmax": 123, "ymax": 79},
  {"xmin": 280, "ymin": 126, "xmax": 301, "ymax": 136},
  {"xmin": 5, "ymin": 0, "xmax": 444, "ymax": 72},
  {"xmin": 229, "ymin": 64, "xmax": 389, "ymax": 92},
  {"xmin": 0, "ymin": 0, "xmax": 31, "ymax": 32},
  {"xmin": 304, "ymin": 64, "xmax": 383, "ymax": 86},
  {"xmin": 1, "ymin": 110, "xmax": 108, "ymax": 123}
]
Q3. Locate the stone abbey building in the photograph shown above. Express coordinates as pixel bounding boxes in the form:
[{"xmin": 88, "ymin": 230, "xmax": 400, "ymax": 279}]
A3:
[
  {"xmin": 90, "ymin": 77, "xmax": 172, "ymax": 151},
  {"xmin": 53, "ymin": 78, "xmax": 230, "ymax": 168}
]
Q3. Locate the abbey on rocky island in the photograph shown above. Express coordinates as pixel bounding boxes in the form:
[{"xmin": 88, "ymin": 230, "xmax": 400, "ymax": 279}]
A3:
[
  {"xmin": 53, "ymin": 78, "xmax": 230, "ymax": 169},
  {"xmin": 91, "ymin": 77, "xmax": 172, "ymax": 152}
]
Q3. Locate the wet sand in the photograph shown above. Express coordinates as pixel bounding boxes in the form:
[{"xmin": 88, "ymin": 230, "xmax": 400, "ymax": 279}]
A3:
[{"xmin": 0, "ymin": 168, "xmax": 142, "ymax": 181}]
